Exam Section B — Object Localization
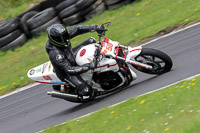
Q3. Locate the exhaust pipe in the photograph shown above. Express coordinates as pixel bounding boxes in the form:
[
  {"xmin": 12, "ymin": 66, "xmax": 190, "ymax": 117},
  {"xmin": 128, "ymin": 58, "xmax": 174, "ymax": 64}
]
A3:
[{"xmin": 47, "ymin": 91, "xmax": 82, "ymax": 102}]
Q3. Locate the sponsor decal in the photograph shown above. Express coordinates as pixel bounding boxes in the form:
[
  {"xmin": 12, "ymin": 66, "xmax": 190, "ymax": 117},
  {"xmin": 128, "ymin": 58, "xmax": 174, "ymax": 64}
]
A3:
[
  {"xmin": 29, "ymin": 69, "xmax": 35, "ymax": 75},
  {"xmin": 43, "ymin": 75, "xmax": 52, "ymax": 80},
  {"xmin": 50, "ymin": 80, "xmax": 65, "ymax": 84},
  {"xmin": 42, "ymin": 63, "xmax": 48, "ymax": 73},
  {"xmin": 56, "ymin": 54, "xmax": 64, "ymax": 60},
  {"xmin": 80, "ymin": 49, "xmax": 86, "ymax": 57},
  {"xmin": 106, "ymin": 43, "xmax": 113, "ymax": 51},
  {"xmin": 102, "ymin": 50, "xmax": 107, "ymax": 55},
  {"xmin": 48, "ymin": 62, "xmax": 51, "ymax": 72},
  {"xmin": 36, "ymin": 68, "xmax": 42, "ymax": 73},
  {"xmin": 88, "ymin": 58, "xmax": 93, "ymax": 63},
  {"xmin": 35, "ymin": 80, "xmax": 68, "ymax": 85}
]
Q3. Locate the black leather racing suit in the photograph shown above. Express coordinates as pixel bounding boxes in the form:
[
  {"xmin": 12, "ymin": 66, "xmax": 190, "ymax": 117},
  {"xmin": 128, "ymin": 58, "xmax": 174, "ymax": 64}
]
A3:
[{"xmin": 45, "ymin": 25, "xmax": 97, "ymax": 97}]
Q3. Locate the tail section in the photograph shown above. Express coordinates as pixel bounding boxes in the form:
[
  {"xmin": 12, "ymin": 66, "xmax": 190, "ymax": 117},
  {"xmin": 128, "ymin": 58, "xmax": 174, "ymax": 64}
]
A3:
[{"xmin": 27, "ymin": 61, "xmax": 66, "ymax": 85}]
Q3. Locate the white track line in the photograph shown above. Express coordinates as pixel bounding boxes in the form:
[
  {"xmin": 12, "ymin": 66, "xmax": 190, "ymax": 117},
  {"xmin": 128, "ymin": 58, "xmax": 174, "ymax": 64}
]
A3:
[
  {"xmin": 0, "ymin": 83, "xmax": 39, "ymax": 100},
  {"xmin": 2, "ymin": 22, "xmax": 200, "ymax": 100}
]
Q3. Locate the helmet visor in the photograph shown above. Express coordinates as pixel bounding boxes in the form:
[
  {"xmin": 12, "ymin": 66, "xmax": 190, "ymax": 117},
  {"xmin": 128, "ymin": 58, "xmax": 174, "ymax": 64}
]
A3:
[
  {"xmin": 51, "ymin": 35, "xmax": 65, "ymax": 43},
  {"xmin": 62, "ymin": 31, "xmax": 70, "ymax": 43}
]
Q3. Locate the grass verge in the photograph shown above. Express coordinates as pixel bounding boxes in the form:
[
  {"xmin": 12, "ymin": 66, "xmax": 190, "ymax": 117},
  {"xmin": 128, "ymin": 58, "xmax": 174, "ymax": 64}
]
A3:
[
  {"xmin": 1, "ymin": 0, "xmax": 200, "ymax": 95},
  {"xmin": 0, "ymin": 0, "xmax": 43, "ymax": 21},
  {"xmin": 41, "ymin": 75, "xmax": 200, "ymax": 133}
]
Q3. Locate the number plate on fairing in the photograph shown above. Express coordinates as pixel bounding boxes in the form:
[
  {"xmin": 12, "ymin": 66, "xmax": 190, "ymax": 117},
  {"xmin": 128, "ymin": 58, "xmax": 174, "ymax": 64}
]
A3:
[{"xmin": 101, "ymin": 38, "xmax": 118, "ymax": 56}]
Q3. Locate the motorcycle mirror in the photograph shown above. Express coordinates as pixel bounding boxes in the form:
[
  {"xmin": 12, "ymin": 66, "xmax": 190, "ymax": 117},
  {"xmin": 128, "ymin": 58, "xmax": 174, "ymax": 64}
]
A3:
[
  {"xmin": 104, "ymin": 22, "xmax": 111, "ymax": 30},
  {"xmin": 102, "ymin": 22, "xmax": 111, "ymax": 26}
]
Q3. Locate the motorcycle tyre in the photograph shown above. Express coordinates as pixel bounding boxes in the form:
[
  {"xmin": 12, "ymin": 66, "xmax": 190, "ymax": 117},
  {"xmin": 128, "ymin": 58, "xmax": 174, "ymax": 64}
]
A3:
[
  {"xmin": 20, "ymin": 11, "xmax": 38, "ymax": 37},
  {"xmin": 31, "ymin": 17, "xmax": 60, "ymax": 37},
  {"xmin": 0, "ymin": 34, "xmax": 27, "ymax": 51},
  {"xmin": 75, "ymin": 0, "xmax": 97, "ymax": 10},
  {"xmin": 104, "ymin": 0, "xmax": 123, "ymax": 6},
  {"xmin": 85, "ymin": 2, "xmax": 106, "ymax": 20},
  {"xmin": 0, "ymin": 29, "xmax": 22, "ymax": 48},
  {"xmin": 0, "ymin": 17, "xmax": 20, "ymax": 37},
  {"xmin": 59, "ymin": 5, "xmax": 79, "ymax": 19},
  {"xmin": 133, "ymin": 48, "xmax": 173, "ymax": 75},
  {"xmin": 55, "ymin": 0, "xmax": 79, "ymax": 12},
  {"xmin": 27, "ymin": 8, "xmax": 56, "ymax": 30}
]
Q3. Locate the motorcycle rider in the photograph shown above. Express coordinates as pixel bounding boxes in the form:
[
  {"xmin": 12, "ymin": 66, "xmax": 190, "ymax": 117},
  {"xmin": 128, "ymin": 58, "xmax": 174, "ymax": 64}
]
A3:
[{"xmin": 45, "ymin": 24, "xmax": 104, "ymax": 100}]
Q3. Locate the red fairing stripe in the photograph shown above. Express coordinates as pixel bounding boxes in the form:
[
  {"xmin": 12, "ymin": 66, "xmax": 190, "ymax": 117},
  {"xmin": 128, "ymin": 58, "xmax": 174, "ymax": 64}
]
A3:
[
  {"xmin": 97, "ymin": 63, "xmax": 118, "ymax": 68},
  {"xmin": 104, "ymin": 38, "xmax": 109, "ymax": 43},
  {"xmin": 101, "ymin": 38, "xmax": 109, "ymax": 45},
  {"xmin": 115, "ymin": 43, "xmax": 120, "ymax": 59},
  {"xmin": 130, "ymin": 48, "xmax": 142, "ymax": 53},
  {"xmin": 35, "ymin": 81, "xmax": 68, "ymax": 85},
  {"xmin": 127, "ymin": 48, "xmax": 142, "ymax": 56}
]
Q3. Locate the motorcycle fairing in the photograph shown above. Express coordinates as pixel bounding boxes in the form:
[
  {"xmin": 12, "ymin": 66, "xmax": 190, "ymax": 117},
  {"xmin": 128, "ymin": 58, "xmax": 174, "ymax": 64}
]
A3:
[
  {"xmin": 76, "ymin": 43, "xmax": 119, "ymax": 73},
  {"xmin": 27, "ymin": 38, "xmax": 139, "ymax": 87},
  {"xmin": 126, "ymin": 46, "xmax": 142, "ymax": 60},
  {"xmin": 27, "ymin": 42, "xmax": 120, "ymax": 85},
  {"xmin": 27, "ymin": 61, "xmax": 66, "ymax": 85}
]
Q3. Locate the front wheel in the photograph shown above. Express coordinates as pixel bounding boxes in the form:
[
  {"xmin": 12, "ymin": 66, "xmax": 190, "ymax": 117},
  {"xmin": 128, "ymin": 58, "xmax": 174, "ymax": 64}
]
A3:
[{"xmin": 132, "ymin": 48, "xmax": 173, "ymax": 74}]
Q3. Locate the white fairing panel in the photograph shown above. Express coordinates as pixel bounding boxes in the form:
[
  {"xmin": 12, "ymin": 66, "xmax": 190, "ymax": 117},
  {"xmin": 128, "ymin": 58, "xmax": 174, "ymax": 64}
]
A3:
[
  {"xmin": 76, "ymin": 43, "xmax": 96, "ymax": 65},
  {"xmin": 75, "ymin": 43, "xmax": 119, "ymax": 84},
  {"xmin": 28, "ymin": 43, "xmax": 120, "ymax": 85},
  {"xmin": 76, "ymin": 43, "xmax": 119, "ymax": 73},
  {"xmin": 75, "ymin": 44, "xmax": 96, "ymax": 83},
  {"xmin": 95, "ymin": 58, "xmax": 119, "ymax": 72},
  {"xmin": 126, "ymin": 46, "xmax": 142, "ymax": 60},
  {"xmin": 27, "ymin": 61, "xmax": 65, "ymax": 85}
]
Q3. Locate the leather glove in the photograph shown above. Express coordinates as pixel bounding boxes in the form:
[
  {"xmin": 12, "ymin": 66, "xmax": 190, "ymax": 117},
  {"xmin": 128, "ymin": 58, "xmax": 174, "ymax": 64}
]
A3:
[
  {"xmin": 89, "ymin": 58, "xmax": 97, "ymax": 70},
  {"xmin": 96, "ymin": 24, "xmax": 106, "ymax": 34}
]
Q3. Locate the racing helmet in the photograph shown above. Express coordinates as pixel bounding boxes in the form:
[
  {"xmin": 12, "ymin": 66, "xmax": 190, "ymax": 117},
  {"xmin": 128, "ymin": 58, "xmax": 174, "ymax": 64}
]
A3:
[{"xmin": 47, "ymin": 24, "xmax": 70, "ymax": 47}]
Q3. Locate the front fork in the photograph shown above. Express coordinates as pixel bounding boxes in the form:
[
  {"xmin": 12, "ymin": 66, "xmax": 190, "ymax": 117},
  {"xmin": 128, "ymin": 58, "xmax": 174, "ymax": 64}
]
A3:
[{"xmin": 115, "ymin": 45, "xmax": 153, "ymax": 70}]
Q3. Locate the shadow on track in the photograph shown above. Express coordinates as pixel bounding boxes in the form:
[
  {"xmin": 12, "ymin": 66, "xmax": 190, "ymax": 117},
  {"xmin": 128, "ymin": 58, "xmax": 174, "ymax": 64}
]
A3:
[{"xmin": 50, "ymin": 75, "xmax": 163, "ymax": 118}]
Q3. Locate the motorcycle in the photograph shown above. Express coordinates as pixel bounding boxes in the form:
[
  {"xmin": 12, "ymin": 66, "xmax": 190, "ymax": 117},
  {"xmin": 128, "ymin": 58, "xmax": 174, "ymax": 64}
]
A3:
[{"xmin": 27, "ymin": 22, "xmax": 173, "ymax": 103}]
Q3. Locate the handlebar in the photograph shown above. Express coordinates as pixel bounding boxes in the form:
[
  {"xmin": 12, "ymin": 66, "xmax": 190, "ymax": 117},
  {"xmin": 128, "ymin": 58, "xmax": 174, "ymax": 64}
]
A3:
[
  {"xmin": 97, "ymin": 22, "xmax": 111, "ymax": 44},
  {"xmin": 102, "ymin": 22, "xmax": 111, "ymax": 28},
  {"xmin": 93, "ymin": 22, "xmax": 112, "ymax": 65}
]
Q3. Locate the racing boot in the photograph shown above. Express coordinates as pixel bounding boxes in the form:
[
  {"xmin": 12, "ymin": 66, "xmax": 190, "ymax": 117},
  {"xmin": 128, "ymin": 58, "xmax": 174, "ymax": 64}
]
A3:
[{"xmin": 77, "ymin": 84, "xmax": 96, "ymax": 101}]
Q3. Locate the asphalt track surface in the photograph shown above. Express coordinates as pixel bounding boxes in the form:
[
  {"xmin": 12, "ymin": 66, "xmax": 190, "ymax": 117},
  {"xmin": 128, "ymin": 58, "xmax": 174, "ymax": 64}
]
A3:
[{"xmin": 1, "ymin": 23, "xmax": 200, "ymax": 133}]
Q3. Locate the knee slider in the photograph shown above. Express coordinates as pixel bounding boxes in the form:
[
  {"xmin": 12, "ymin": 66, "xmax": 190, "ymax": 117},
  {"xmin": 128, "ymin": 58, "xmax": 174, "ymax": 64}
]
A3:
[{"xmin": 88, "ymin": 37, "xmax": 96, "ymax": 43}]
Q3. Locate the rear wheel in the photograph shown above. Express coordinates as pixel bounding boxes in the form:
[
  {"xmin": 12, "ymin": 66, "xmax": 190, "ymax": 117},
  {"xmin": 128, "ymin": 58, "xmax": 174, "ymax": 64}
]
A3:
[{"xmin": 132, "ymin": 48, "xmax": 173, "ymax": 74}]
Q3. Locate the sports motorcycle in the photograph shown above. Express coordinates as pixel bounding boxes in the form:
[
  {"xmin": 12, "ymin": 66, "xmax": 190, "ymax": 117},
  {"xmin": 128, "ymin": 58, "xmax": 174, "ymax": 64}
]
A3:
[{"xmin": 27, "ymin": 22, "xmax": 173, "ymax": 103}]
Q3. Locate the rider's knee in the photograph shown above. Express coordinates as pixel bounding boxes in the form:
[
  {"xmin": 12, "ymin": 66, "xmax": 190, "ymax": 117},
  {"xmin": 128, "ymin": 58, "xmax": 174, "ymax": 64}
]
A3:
[{"xmin": 88, "ymin": 37, "xmax": 96, "ymax": 43}]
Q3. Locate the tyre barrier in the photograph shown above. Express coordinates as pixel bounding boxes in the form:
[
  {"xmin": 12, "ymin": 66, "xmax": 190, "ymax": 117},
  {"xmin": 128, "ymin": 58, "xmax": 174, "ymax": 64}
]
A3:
[
  {"xmin": 85, "ymin": 1, "xmax": 105, "ymax": 20},
  {"xmin": 104, "ymin": 0, "xmax": 134, "ymax": 10},
  {"xmin": 26, "ymin": 8, "xmax": 61, "ymax": 37},
  {"xmin": 0, "ymin": 17, "xmax": 27, "ymax": 51},
  {"xmin": 20, "ymin": 11, "xmax": 38, "ymax": 37},
  {"xmin": 0, "ymin": 0, "xmax": 134, "ymax": 51},
  {"xmin": 31, "ymin": 16, "xmax": 60, "ymax": 37}
]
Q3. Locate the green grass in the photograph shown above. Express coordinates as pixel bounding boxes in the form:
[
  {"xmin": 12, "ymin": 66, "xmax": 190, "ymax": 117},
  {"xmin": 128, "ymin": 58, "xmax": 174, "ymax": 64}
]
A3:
[
  {"xmin": 0, "ymin": 0, "xmax": 43, "ymax": 21},
  {"xmin": 41, "ymin": 76, "xmax": 200, "ymax": 133},
  {"xmin": 1, "ymin": 0, "xmax": 200, "ymax": 95}
]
